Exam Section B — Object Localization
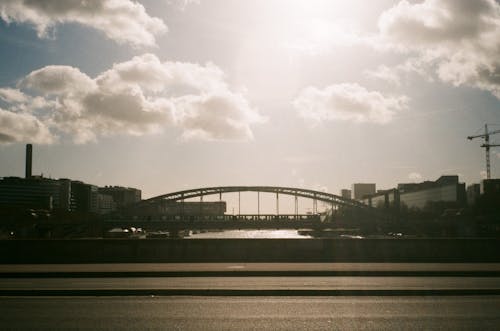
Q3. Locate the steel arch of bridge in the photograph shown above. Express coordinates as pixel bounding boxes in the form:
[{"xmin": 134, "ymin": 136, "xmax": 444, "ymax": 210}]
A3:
[{"xmin": 141, "ymin": 186, "xmax": 370, "ymax": 209}]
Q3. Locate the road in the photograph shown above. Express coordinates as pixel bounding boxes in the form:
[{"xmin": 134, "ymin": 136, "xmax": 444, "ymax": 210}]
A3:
[
  {"xmin": 1, "ymin": 296, "xmax": 499, "ymax": 330},
  {"xmin": 1, "ymin": 263, "xmax": 499, "ymax": 329}
]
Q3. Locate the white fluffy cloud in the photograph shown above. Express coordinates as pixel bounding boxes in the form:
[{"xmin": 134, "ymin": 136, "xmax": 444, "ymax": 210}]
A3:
[
  {"xmin": 23, "ymin": 65, "xmax": 97, "ymax": 95},
  {"xmin": 0, "ymin": 87, "xmax": 29, "ymax": 103},
  {"xmin": 376, "ymin": 0, "xmax": 500, "ymax": 98},
  {"xmin": 175, "ymin": 92, "xmax": 263, "ymax": 141},
  {"xmin": 96, "ymin": 53, "xmax": 227, "ymax": 94},
  {"xmin": 0, "ymin": 108, "xmax": 54, "ymax": 144},
  {"xmin": 293, "ymin": 83, "xmax": 408, "ymax": 124},
  {"xmin": 0, "ymin": 0, "xmax": 167, "ymax": 47},
  {"xmin": 0, "ymin": 54, "xmax": 264, "ymax": 144}
]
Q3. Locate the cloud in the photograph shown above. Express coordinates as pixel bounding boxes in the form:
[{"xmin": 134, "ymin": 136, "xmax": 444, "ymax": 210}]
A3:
[
  {"xmin": 0, "ymin": 54, "xmax": 263, "ymax": 144},
  {"xmin": 0, "ymin": 0, "xmax": 167, "ymax": 47},
  {"xmin": 167, "ymin": 0, "xmax": 200, "ymax": 11},
  {"xmin": 0, "ymin": 87, "xmax": 54, "ymax": 113},
  {"xmin": 364, "ymin": 58, "xmax": 432, "ymax": 86},
  {"xmin": 376, "ymin": 0, "xmax": 500, "ymax": 98},
  {"xmin": 293, "ymin": 83, "xmax": 408, "ymax": 124},
  {"xmin": 23, "ymin": 65, "xmax": 97, "ymax": 95},
  {"xmin": 96, "ymin": 53, "xmax": 227, "ymax": 94},
  {"xmin": 0, "ymin": 108, "xmax": 54, "ymax": 144},
  {"xmin": 175, "ymin": 92, "xmax": 265, "ymax": 141},
  {"xmin": 364, "ymin": 65, "xmax": 402, "ymax": 86},
  {"xmin": 0, "ymin": 87, "xmax": 29, "ymax": 103}
]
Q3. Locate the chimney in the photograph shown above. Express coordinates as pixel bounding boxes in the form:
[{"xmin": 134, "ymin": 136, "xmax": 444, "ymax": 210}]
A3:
[{"xmin": 25, "ymin": 144, "xmax": 32, "ymax": 178}]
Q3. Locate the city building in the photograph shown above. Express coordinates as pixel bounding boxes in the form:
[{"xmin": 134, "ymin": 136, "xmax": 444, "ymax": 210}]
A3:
[
  {"xmin": 467, "ymin": 184, "xmax": 481, "ymax": 206},
  {"xmin": 98, "ymin": 186, "xmax": 141, "ymax": 209},
  {"xmin": 398, "ymin": 175, "xmax": 466, "ymax": 211},
  {"xmin": 363, "ymin": 175, "xmax": 466, "ymax": 212},
  {"xmin": 477, "ymin": 178, "xmax": 500, "ymax": 212},
  {"xmin": 352, "ymin": 183, "xmax": 376, "ymax": 200},
  {"xmin": 0, "ymin": 144, "xmax": 135, "ymax": 215},
  {"xmin": 340, "ymin": 189, "xmax": 352, "ymax": 200},
  {"xmin": 0, "ymin": 176, "xmax": 71, "ymax": 211},
  {"xmin": 480, "ymin": 179, "xmax": 500, "ymax": 196},
  {"xmin": 70, "ymin": 181, "xmax": 99, "ymax": 213},
  {"xmin": 363, "ymin": 189, "xmax": 399, "ymax": 210},
  {"xmin": 97, "ymin": 193, "xmax": 116, "ymax": 215},
  {"xmin": 0, "ymin": 177, "xmax": 120, "ymax": 214}
]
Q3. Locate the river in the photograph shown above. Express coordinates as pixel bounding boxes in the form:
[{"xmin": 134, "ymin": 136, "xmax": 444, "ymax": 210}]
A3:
[{"xmin": 187, "ymin": 229, "xmax": 312, "ymax": 239}]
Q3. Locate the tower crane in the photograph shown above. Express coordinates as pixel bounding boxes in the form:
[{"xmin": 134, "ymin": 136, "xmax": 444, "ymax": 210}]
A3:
[{"xmin": 467, "ymin": 124, "xmax": 500, "ymax": 179}]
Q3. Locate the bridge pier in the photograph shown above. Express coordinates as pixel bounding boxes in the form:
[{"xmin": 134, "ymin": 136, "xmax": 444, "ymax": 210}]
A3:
[
  {"xmin": 294, "ymin": 194, "xmax": 298, "ymax": 216},
  {"xmin": 276, "ymin": 192, "xmax": 279, "ymax": 215},
  {"xmin": 257, "ymin": 191, "xmax": 260, "ymax": 216}
]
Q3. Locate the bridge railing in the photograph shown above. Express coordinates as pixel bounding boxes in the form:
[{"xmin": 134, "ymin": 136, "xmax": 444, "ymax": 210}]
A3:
[{"xmin": 105, "ymin": 214, "xmax": 321, "ymax": 223}]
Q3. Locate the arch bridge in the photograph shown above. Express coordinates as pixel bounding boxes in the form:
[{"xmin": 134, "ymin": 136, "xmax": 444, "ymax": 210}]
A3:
[
  {"xmin": 109, "ymin": 186, "xmax": 381, "ymax": 232},
  {"xmin": 140, "ymin": 186, "xmax": 370, "ymax": 213}
]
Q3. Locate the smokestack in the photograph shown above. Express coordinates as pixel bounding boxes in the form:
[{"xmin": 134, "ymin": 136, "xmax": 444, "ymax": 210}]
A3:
[{"xmin": 25, "ymin": 144, "xmax": 32, "ymax": 178}]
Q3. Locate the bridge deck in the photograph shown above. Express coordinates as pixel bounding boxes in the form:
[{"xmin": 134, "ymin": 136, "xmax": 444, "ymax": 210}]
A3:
[{"xmin": 104, "ymin": 214, "xmax": 325, "ymax": 231}]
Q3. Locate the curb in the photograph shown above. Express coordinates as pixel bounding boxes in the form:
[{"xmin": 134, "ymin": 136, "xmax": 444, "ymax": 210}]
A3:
[{"xmin": 1, "ymin": 289, "xmax": 500, "ymax": 296}]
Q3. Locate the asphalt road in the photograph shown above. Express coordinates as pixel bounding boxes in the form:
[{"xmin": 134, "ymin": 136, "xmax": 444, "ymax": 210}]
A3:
[
  {"xmin": 2, "ymin": 263, "xmax": 500, "ymax": 329},
  {"xmin": 1, "ymin": 296, "xmax": 499, "ymax": 330}
]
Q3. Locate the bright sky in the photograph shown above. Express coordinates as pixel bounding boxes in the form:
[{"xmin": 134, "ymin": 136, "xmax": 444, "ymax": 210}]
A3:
[{"xmin": 0, "ymin": 0, "xmax": 499, "ymax": 212}]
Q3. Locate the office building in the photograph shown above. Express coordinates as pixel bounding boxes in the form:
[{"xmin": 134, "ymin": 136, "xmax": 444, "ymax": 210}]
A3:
[
  {"xmin": 352, "ymin": 183, "xmax": 376, "ymax": 200},
  {"xmin": 0, "ymin": 176, "xmax": 71, "ymax": 211},
  {"xmin": 480, "ymin": 179, "xmax": 500, "ymax": 196},
  {"xmin": 363, "ymin": 175, "xmax": 466, "ymax": 212},
  {"xmin": 0, "ymin": 144, "xmax": 139, "ymax": 215},
  {"xmin": 340, "ymin": 189, "xmax": 352, "ymax": 199},
  {"xmin": 363, "ymin": 189, "xmax": 399, "ymax": 210},
  {"xmin": 467, "ymin": 184, "xmax": 481, "ymax": 206},
  {"xmin": 98, "ymin": 186, "xmax": 141, "ymax": 208},
  {"xmin": 97, "ymin": 193, "xmax": 116, "ymax": 215},
  {"xmin": 70, "ymin": 181, "xmax": 99, "ymax": 213},
  {"xmin": 398, "ymin": 175, "xmax": 466, "ymax": 210}
]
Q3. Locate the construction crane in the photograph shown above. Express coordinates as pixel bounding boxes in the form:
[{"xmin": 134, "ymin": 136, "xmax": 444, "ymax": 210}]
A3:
[{"xmin": 467, "ymin": 124, "xmax": 500, "ymax": 179}]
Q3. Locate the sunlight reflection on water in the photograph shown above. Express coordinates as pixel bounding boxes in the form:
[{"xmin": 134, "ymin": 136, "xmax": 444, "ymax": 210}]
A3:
[{"xmin": 187, "ymin": 230, "xmax": 311, "ymax": 239}]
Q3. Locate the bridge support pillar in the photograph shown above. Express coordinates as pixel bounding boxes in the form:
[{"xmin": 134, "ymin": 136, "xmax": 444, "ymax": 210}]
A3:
[
  {"xmin": 219, "ymin": 191, "xmax": 223, "ymax": 215},
  {"xmin": 257, "ymin": 192, "xmax": 260, "ymax": 216},
  {"xmin": 181, "ymin": 194, "xmax": 185, "ymax": 220},
  {"xmin": 276, "ymin": 192, "xmax": 279, "ymax": 215},
  {"xmin": 294, "ymin": 194, "xmax": 298, "ymax": 217}
]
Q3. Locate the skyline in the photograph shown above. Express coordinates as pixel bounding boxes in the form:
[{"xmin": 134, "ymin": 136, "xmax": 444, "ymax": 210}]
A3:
[{"xmin": 0, "ymin": 0, "xmax": 499, "ymax": 201}]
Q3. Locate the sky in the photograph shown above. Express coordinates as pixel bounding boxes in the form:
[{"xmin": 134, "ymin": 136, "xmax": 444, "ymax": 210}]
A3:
[{"xmin": 0, "ymin": 0, "xmax": 499, "ymax": 212}]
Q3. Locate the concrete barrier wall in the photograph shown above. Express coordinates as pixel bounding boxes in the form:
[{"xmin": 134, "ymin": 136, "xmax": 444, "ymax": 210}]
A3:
[{"xmin": 0, "ymin": 239, "xmax": 499, "ymax": 263}]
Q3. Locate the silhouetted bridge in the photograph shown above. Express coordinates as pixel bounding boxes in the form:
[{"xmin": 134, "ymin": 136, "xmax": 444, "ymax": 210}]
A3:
[
  {"xmin": 139, "ymin": 185, "xmax": 370, "ymax": 211},
  {"xmin": 104, "ymin": 186, "xmax": 380, "ymax": 232}
]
